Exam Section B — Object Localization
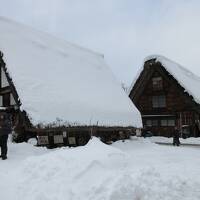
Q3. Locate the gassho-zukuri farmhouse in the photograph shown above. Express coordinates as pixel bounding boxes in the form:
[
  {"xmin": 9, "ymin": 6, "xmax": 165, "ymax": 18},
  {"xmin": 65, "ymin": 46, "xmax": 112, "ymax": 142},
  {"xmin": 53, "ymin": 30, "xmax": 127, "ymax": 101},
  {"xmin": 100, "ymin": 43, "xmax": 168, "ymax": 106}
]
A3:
[
  {"xmin": 0, "ymin": 17, "xmax": 142, "ymax": 147},
  {"xmin": 129, "ymin": 55, "xmax": 200, "ymax": 138}
]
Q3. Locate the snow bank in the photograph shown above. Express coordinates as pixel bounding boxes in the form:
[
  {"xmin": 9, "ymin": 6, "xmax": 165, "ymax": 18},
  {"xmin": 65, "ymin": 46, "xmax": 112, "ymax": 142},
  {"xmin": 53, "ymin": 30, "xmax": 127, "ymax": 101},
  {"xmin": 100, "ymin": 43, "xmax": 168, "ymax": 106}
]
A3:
[
  {"xmin": 110, "ymin": 168, "xmax": 200, "ymax": 200},
  {"xmin": 0, "ymin": 17, "xmax": 142, "ymax": 127},
  {"xmin": 129, "ymin": 55, "xmax": 200, "ymax": 105},
  {"xmin": 13, "ymin": 137, "xmax": 200, "ymax": 200},
  {"xmin": 18, "ymin": 137, "xmax": 128, "ymax": 200},
  {"xmin": 1, "ymin": 137, "xmax": 200, "ymax": 199}
]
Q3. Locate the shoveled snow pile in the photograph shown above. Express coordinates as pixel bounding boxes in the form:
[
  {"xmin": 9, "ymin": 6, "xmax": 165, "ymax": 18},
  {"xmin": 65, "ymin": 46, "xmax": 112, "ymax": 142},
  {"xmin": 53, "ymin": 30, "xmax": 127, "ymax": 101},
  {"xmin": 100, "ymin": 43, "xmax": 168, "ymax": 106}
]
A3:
[
  {"xmin": 0, "ymin": 17, "xmax": 142, "ymax": 127},
  {"xmin": 18, "ymin": 138, "xmax": 128, "ymax": 200},
  {"xmin": 1, "ymin": 137, "xmax": 200, "ymax": 200},
  {"xmin": 129, "ymin": 55, "xmax": 200, "ymax": 104}
]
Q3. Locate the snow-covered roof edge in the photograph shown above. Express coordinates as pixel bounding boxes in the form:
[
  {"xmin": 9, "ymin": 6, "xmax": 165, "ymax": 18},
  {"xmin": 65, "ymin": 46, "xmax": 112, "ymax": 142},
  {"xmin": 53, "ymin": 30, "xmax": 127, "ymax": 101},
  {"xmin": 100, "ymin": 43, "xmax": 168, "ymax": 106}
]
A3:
[
  {"xmin": 129, "ymin": 55, "xmax": 200, "ymax": 104},
  {"xmin": 128, "ymin": 55, "xmax": 155, "ymax": 95},
  {"xmin": 128, "ymin": 66, "xmax": 144, "ymax": 95}
]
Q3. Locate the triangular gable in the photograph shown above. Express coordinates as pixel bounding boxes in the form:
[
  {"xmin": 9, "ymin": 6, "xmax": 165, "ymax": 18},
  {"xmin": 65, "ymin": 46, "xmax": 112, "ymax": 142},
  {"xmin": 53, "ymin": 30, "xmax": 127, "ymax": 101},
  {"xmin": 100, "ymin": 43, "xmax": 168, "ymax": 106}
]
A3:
[
  {"xmin": 130, "ymin": 55, "xmax": 200, "ymax": 106},
  {"xmin": 129, "ymin": 56, "xmax": 200, "ymax": 113}
]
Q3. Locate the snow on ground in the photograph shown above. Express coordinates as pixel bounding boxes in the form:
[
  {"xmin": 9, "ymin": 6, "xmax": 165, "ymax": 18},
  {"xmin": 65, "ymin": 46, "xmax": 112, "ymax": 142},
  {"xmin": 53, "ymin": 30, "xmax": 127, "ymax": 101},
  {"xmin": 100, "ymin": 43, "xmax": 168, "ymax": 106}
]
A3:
[
  {"xmin": 1, "ymin": 137, "xmax": 200, "ymax": 200},
  {"xmin": 150, "ymin": 136, "xmax": 200, "ymax": 145}
]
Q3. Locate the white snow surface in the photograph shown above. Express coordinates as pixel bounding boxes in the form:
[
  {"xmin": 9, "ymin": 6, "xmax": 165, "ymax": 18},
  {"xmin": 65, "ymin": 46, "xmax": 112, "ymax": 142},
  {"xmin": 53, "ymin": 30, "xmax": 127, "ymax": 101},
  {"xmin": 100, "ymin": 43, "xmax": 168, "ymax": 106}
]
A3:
[
  {"xmin": 150, "ymin": 136, "xmax": 200, "ymax": 145},
  {"xmin": 129, "ymin": 55, "xmax": 200, "ymax": 104},
  {"xmin": 0, "ymin": 17, "xmax": 142, "ymax": 127},
  {"xmin": 1, "ymin": 136, "xmax": 200, "ymax": 200}
]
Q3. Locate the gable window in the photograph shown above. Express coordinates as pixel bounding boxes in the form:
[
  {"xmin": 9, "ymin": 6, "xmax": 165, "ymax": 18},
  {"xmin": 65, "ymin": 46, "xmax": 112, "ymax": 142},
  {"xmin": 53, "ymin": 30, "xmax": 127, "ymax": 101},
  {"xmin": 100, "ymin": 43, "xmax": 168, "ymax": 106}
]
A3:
[
  {"xmin": 152, "ymin": 95, "xmax": 166, "ymax": 108},
  {"xmin": 152, "ymin": 77, "xmax": 163, "ymax": 90}
]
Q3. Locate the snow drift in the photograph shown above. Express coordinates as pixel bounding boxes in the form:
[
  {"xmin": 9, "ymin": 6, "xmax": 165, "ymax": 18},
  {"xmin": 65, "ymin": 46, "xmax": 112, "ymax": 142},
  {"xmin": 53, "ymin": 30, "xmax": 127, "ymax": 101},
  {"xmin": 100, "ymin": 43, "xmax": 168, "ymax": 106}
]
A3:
[
  {"xmin": 13, "ymin": 137, "xmax": 200, "ymax": 200},
  {"xmin": 18, "ymin": 137, "xmax": 128, "ymax": 200},
  {"xmin": 1, "ymin": 137, "xmax": 200, "ymax": 200},
  {"xmin": 0, "ymin": 17, "xmax": 142, "ymax": 127}
]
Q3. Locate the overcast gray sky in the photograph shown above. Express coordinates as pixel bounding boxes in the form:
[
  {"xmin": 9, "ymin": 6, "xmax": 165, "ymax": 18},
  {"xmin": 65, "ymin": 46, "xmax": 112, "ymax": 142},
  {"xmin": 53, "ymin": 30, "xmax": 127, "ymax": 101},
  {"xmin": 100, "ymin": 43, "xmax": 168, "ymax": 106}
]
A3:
[{"xmin": 0, "ymin": 0, "xmax": 200, "ymax": 86}]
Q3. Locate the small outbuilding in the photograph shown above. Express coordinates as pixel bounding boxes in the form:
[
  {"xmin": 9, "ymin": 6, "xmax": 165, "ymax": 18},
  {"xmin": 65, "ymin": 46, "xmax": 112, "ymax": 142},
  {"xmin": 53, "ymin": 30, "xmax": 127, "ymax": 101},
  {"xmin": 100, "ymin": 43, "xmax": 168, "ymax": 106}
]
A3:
[
  {"xmin": 129, "ymin": 55, "xmax": 200, "ymax": 138},
  {"xmin": 0, "ymin": 17, "xmax": 142, "ymax": 146}
]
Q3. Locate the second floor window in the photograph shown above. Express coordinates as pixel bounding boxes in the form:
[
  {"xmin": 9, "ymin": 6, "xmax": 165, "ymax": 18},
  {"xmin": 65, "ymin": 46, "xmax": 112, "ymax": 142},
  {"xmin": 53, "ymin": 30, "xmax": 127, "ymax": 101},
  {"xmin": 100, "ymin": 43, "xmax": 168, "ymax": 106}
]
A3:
[
  {"xmin": 152, "ymin": 95, "xmax": 166, "ymax": 108},
  {"xmin": 152, "ymin": 77, "xmax": 163, "ymax": 90},
  {"xmin": 145, "ymin": 119, "xmax": 158, "ymax": 127}
]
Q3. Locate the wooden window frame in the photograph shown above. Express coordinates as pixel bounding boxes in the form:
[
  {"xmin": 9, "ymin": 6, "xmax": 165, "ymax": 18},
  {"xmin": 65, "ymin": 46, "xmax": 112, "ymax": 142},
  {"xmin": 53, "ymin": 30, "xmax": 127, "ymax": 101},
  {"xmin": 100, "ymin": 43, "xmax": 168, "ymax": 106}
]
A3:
[
  {"xmin": 152, "ymin": 95, "xmax": 166, "ymax": 108},
  {"xmin": 161, "ymin": 119, "xmax": 175, "ymax": 127},
  {"xmin": 145, "ymin": 119, "xmax": 158, "ymax": 127},
  {"xmin": 152, "ymin": 77, "xmax": 163, "ymax": 90}
]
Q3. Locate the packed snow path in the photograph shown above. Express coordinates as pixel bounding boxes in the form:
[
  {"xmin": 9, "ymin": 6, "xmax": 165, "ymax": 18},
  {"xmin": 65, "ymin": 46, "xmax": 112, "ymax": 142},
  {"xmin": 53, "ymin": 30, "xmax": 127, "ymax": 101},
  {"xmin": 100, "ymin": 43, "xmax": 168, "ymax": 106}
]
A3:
[{"xmin": 1, "ymin": 137, "xmax": 200, "ymax": 200}]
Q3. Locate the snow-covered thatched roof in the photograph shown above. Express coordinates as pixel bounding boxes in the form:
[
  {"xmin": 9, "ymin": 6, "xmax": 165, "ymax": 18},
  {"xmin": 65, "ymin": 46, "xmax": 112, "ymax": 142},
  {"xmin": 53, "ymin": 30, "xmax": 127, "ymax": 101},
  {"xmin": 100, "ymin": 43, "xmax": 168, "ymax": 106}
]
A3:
[
  {"xmin": 129, "ymin": 55, "xmax": 200, "ymax": 105},
  {"xmin": 0, "ymin": 17, "xmax": 142, "ymax": 127}
]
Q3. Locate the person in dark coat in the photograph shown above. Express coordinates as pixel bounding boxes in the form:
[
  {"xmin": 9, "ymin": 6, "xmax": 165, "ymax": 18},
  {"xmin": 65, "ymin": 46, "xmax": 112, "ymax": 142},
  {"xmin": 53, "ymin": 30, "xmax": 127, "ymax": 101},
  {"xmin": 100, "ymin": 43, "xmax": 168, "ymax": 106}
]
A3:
[
  {"xmin": 0, "ymin": 112, "xmax": 12, "ymax": 160},
  {"xmin": 173, "ymin": 126, "xmax": 180, "ymax": 146}
]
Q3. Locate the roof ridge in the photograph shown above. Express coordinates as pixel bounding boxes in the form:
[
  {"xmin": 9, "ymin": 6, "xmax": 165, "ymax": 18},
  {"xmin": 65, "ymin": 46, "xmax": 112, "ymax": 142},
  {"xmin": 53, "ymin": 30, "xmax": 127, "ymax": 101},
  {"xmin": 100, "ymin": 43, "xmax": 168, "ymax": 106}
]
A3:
[
  {"xmin": 0, "ymin": 16, "xmax": 104, "ymax": 58},
  {"xmin": 145, "ymin": 54, "xmax": 200, "ymax": 81}
]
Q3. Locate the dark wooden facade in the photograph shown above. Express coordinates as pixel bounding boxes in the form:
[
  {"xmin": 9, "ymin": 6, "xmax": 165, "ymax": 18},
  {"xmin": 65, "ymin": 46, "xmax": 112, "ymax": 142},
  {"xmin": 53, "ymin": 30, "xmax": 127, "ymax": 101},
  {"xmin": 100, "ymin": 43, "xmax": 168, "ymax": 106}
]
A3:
[
  {"xmin": 0, "ymin": 52, "xmax": 135, "ymax": 147},
  {"xmin": 34, "ymin": 126, "xmax": 134, "ymax": 148},
  {"xmin": 0, "ymin": 52, "xmax": 32, "ymax": 141},
  {"xmin": 129, "ymin": 58, "xmax": 200, "ymax": 137}
]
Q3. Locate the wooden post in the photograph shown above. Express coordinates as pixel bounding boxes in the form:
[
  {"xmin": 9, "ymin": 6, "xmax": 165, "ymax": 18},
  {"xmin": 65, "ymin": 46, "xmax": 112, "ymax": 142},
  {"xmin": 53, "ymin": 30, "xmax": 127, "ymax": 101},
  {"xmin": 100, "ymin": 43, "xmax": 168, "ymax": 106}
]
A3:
[
  {"xmin": 180, "ymin": 112, "xmax": 182, "ymax": 137},
  {"xmin": 90, "ymin": 127, "xmax": 93, "ymax": 138}
]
